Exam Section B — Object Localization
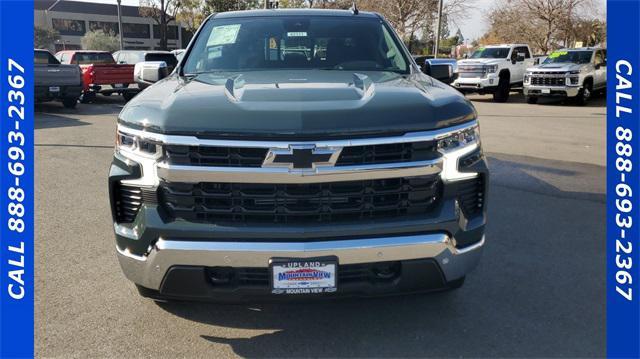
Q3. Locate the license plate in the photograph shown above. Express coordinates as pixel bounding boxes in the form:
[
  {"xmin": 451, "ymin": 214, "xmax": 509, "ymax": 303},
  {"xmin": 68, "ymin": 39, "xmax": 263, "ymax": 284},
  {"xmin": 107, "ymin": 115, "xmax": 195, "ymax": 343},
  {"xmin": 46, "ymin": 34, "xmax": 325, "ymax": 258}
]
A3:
[
  {"xmin": 49, "ymin": 86, "xmax": 60, "ymax": 92},
  {"xmin": 270, "ymin": 258, "xmax": 337, "ymax": 294},
  {"xmin": 541, "ymin": 88, "xmax": 551, "ymax": 94},
  {"xmin": 113, "ymin": 84, "xmax": 124, "ymax": 88}
]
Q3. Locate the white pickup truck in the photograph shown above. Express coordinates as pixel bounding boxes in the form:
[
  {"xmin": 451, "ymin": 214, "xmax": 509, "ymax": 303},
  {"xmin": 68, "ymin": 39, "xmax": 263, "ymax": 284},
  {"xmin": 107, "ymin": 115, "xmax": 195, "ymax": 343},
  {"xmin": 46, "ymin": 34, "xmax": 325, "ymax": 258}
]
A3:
[
  {"xmin": 453, "ymin": 44, "xmax": 535, "ymax": 102},
  {"xmin": 523, "ymin": 47, "xmax": 607, "ymax": 105}
]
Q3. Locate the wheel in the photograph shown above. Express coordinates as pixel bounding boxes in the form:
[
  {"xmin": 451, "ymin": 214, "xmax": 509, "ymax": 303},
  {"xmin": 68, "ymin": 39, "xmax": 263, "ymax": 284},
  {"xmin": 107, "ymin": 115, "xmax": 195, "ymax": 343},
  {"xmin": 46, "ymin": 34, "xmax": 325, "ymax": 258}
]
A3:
[
  {"xmin": 122, "ymin": 92, "xmax": 136, "ymax": 102},
  {"xmin": 446, "ymin": 276, "xmax": 466, "ymax": 290},
  {"xmin": 492, "ymin": 74, "xmax": 510, "ymax": 102},
  {"xmin": 62, "ymin": 97, "xmax": 78, "ymax": 109},
  {"xmin": 526, "ymin": 96, "xmax": 538, "ymax": 104},
  {"xmin": 79, "ymin": 92, "xmax": 96, "ymax": 104},
  {"xmin": 574, "ymin": 80, "xmax": 593, "ymax": 106}
]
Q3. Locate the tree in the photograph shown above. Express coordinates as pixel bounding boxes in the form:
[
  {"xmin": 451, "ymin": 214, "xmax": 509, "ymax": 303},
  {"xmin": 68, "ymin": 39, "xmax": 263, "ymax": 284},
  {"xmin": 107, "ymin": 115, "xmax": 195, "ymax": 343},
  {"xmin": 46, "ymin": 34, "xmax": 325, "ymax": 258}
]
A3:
[
  {"xmin": 81, "ymin": 31, "xmax": 120, "ymax": 52},
  {"xmin": 356, "ymin": 0, "xmax": 474, "ymax": 54},
  {"xmin": 176, "ymin": 0, "xmax": 208, "ymax": 32},
  {"xmin": 480, "ymin": 0, "xmax": 600, "ymax": 54},
  {"xmin": 140, "ymin": 0, "xmax": 182, "ymax": 50},
  {"xmin": 34, "ymin": 26, "xmax": 60, "ymax": 49}
]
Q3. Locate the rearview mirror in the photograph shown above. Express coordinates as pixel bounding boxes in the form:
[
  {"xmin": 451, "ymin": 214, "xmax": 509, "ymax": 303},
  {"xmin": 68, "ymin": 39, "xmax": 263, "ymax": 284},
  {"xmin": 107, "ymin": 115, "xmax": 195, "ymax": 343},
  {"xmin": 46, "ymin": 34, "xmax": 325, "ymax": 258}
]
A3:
[
  {"xmin": 134, "ymin": 61, "xmax": 168, "ymax": 88},
  {"xmin": 424, "ymin": 63, "xmax": 455, "ymax": 84}
]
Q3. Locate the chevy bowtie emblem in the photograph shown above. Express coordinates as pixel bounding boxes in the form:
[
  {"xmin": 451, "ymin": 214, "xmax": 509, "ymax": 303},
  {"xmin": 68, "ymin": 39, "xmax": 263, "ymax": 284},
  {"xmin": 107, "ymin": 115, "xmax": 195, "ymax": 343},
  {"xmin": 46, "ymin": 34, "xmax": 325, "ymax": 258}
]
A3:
[{"xmin": 263, "ymin": 145, "xmax": 341, "ymax": 170}]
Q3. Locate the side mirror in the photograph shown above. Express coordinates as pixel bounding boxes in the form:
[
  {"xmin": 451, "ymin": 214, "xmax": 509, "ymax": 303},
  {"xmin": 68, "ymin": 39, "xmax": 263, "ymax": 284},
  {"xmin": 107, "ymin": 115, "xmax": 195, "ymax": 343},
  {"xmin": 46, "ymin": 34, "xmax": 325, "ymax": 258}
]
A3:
[
  {"xmin": 424, "ymin": 63, "xmax": 455, "ymax": 84},
  {"xmin": 516, "ymin": 53, "xmax": 526, "ymax": 62},
  {"xmin": 134, "ymin": 61, "xmax": 168, "ymax": 87}
]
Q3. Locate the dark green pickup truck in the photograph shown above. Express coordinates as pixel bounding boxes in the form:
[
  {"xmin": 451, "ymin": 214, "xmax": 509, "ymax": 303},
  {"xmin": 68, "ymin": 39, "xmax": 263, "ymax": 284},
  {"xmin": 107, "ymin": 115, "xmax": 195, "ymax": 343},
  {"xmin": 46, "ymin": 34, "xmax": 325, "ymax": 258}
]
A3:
[{"xmin": 110, "ymin": 9, "xmax": 488, "ymax": 301}]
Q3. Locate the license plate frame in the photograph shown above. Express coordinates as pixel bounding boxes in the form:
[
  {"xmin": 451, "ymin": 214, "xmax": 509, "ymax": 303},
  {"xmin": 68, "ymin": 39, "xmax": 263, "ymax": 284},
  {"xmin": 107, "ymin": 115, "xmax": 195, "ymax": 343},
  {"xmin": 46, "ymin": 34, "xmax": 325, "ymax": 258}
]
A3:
[
  {"xmin": 49, "ymin": 86, "xmax": 60, "ymax": 92},
  {"xmin": 541, "ymin": 88, "xmax": 551, "ymax": 94},
  {"xmin": 269, "ymin": 257, "xmax": 338, "ymax": 295},
  {"xmin": 113, "ymin": 84, "xmax": 124, "ymax": 88}
]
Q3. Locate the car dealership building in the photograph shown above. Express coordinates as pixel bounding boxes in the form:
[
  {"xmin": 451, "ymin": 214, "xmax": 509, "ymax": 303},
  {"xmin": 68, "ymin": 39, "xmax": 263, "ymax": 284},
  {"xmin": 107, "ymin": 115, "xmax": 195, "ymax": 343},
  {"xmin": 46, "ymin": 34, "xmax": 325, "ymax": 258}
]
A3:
[{"xmin": 34, "ymin": 0, "xmax": 186, "ymax": 52}]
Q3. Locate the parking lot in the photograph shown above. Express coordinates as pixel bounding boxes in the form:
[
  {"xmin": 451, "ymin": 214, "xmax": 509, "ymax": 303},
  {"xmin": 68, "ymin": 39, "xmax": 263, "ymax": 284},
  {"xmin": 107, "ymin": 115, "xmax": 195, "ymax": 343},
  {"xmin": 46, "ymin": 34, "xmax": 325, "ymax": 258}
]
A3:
[{"xmin": 35, "ymin": 92, "xmax": 606, "ymax": 358}]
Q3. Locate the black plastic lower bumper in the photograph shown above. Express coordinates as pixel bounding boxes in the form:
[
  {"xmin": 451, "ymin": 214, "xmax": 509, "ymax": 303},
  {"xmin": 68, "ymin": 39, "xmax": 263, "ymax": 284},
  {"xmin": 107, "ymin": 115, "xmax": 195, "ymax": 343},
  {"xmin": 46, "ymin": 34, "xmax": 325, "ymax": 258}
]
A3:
[{"xmin": 136, "ymin": 258, "xmax": 458, "ymax": 302}]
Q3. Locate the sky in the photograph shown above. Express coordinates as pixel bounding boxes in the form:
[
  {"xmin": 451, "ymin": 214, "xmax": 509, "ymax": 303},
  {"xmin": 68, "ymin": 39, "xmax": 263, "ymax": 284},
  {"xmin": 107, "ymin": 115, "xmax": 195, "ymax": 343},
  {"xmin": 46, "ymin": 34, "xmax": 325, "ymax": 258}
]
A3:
[{"xmin": 78, "ymin": 0, "xmax": 607, "ymax": 41}]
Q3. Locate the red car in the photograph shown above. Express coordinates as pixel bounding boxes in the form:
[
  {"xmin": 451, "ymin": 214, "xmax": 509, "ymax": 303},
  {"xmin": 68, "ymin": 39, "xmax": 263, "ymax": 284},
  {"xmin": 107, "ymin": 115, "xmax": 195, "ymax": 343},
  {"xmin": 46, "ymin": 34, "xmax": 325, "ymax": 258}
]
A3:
[{"xmin": 55, "ymin": 50, "xmax": 139, "ymax": 102}]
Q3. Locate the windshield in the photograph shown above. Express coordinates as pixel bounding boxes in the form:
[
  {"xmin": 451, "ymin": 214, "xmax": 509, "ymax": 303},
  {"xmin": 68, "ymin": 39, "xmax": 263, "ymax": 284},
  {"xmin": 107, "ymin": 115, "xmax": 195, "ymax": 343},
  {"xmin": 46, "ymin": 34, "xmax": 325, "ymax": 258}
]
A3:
[
  {"xmin": 75, "ymin": 52, "xmax": 115, "ymax": 65},
  {"xmin": 182, "ymin": 16, "xmax": 409, "ymax": 74},
  {"xmin": 543, "ymin": 50, "xmax": 593, "ymax": 64},
  {"xmin": 470, "ymin": 47, "xmax": 510, "ymax": 59}
]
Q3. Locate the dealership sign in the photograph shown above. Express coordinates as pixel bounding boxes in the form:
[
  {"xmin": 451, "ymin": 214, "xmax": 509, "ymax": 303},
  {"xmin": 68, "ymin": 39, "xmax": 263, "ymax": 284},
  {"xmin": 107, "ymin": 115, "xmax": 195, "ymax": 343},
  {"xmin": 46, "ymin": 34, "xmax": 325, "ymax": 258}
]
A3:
[{"xmin": 608, "ymin": 0, "xmax": 640, "ymax": 357}]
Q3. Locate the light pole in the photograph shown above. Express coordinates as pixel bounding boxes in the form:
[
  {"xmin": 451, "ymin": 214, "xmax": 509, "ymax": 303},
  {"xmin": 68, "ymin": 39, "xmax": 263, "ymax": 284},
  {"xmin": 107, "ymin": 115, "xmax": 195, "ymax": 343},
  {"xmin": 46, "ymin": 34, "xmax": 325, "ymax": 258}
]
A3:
[
  {"xmin": 434, "ymin": 0, "xmax": 443, "ymax": 58},
  {"xmin": 116, "ymin": 0, "xmax": 124, "ymax": 50}
]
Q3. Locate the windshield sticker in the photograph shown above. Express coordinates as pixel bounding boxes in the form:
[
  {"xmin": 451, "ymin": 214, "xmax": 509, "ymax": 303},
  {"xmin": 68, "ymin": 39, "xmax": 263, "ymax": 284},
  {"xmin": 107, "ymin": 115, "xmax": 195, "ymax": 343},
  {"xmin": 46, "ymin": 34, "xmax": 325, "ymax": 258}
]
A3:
[
  {"xmin": 207, "ymin": 24, "xmax": 241, "ymax": 46},
  {"xmin": 549, "ymin": 51, "xmax": 568, "ymax": 59},
  {"xmin": 477, "ymin": 47, "xmax": 485, "ymax": 51},
  {"xmin": 287, "ymin": 32, "xmax": 307, "ymax": 37}
]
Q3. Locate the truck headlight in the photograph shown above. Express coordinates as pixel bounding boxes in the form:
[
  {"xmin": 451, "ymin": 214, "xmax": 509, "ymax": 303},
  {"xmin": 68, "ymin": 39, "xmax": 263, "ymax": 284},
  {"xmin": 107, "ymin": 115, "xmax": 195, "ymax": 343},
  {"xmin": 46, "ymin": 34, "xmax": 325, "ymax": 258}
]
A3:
[
  {"xmin": 116, "ymin": 130, "xmax": 160, "ymax": 157},
  {"xmin": 437, "ymin": 125, "xmax": 480, "ymax": 152},
  {"xmin": 485, "ymin": 65, "xmax": 498, "ymax": 74},
  {"xmin": 436, "ymin": 124, "xmax": 481, "ymax": 181}
]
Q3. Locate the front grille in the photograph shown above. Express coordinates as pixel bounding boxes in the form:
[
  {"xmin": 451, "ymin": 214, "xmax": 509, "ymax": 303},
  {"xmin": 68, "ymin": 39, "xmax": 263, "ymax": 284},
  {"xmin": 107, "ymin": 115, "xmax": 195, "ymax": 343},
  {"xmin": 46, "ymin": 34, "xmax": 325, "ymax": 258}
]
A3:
[
  {"xmin": 458, "ymin": 176, "xmax": 485, "ymax": 217},
  {"xmin": 531, "ymin": 76, "xmax": 566, "ymax": 86},
  {"xmin": 164, "ymin": 142, "xmax": 439, "ymax": 168},
  {"xmin": 160, "ymin": 176, "xmax": 442, "ymax": 225},
  {"xmin": 336, "ymin": 141, "xmax": 438, "ymax": 166},
  {"xmin": 164, "ymin": 145, "xmax": 268, "ymax": 167}
]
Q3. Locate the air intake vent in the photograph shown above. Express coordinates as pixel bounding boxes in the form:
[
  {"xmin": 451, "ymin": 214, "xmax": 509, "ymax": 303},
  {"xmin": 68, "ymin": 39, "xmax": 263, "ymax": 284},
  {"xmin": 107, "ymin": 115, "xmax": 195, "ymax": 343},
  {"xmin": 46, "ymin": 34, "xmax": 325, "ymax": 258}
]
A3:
[
  {"xmin": 114, "ymin": 184, "xmax": 143, "ymax": 223},
  {"xmin": 458, "ymin": 176, "xmax": 485, "ymax": 217}
]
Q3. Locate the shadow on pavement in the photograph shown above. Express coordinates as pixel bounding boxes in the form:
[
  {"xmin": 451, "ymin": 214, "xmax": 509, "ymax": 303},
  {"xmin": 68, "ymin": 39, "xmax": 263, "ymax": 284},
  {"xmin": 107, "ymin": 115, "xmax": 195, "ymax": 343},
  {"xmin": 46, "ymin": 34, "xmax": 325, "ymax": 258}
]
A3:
[
  {"xmin": 155, "ymin": 153, "xmax": 605, "ymax": 357},
  {"xmin": 35, "ymin": 113, "xmax": 90, "ymax": 130}
]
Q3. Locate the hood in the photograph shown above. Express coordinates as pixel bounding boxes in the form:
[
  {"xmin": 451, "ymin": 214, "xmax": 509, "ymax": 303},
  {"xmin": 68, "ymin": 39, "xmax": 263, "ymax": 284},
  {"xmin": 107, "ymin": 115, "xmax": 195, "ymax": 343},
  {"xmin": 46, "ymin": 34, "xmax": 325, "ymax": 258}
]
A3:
[
  {"xmin": 119, "ymin": 70, "xmax": 476, "ymax": 139},
  {"xmin": 458, "ymin": 58, "xmax": 506, "ymax": 67},
  {"xmin": 527, "ymin": 62, "xmax": 591, "ymax": 72}
]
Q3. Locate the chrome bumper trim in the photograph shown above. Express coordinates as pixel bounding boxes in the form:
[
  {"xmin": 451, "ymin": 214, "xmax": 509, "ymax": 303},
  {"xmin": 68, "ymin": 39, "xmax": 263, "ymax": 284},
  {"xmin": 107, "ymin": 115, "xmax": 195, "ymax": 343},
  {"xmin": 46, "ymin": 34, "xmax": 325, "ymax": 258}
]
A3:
[
  {"xmin": 116, "ymin": 233, "xmax": 485, "ymax": 290},
  {"xmin": 156, "ymin": 159, "xmax": 443, "ymax": 184},
  {"xmin": 117, "ymin": 120, "xmax": 478, "ymax": 148}
]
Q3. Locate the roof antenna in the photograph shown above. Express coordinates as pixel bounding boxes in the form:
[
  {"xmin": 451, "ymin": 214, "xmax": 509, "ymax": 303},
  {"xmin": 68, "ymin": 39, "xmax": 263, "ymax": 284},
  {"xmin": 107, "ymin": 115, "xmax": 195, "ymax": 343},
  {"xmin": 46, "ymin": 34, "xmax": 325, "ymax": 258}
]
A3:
[{"xmin": 350, "ymin": 1, "xmax": 359, "ymax": 15}]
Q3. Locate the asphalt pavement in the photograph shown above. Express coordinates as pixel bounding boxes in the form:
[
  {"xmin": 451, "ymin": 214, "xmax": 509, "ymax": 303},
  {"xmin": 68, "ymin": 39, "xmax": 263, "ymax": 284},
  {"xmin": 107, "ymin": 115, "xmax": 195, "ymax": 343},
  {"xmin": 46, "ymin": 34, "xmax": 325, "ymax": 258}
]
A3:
[{"xmin": 34, "ymin": 92, "xmax": 606, "ymax": 358}]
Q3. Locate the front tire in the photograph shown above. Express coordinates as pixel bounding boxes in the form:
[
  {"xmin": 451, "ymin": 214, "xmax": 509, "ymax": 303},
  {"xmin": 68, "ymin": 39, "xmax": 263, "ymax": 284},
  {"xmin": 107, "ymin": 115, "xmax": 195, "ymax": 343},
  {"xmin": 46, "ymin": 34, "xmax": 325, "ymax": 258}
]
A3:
[
  {"xmin": 574, "ymin": 80, "xmax": 592, "ymax": 106},
  {"xmin": 79, "ymin": 92, "xmax": 95, "ymax": 104},
  {"xmin": 493, "ymin": 74, "xmax": 510, "ymax": 102},
  {"xmin": 62, "ymin": 97, "xmax": 78, "ymax": 109}
]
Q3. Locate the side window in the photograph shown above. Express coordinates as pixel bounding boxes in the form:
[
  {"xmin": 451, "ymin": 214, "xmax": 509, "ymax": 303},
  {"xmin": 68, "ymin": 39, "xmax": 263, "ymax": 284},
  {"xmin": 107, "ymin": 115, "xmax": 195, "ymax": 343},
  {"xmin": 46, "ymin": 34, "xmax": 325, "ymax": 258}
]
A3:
[
  {"xmin": 594, "ymin": 51, "xmax": 603, "ymax": 65},
  {"xmin": 60, "ymin": 53, "xmax": 69, "ymax": 63},
  {"xmin": 114, "ymin": 52, "xmax": 122, "ymax": 63},
  {"xmin": 521, "ymin": 46, "xmax": 531, "ymax": 58}
]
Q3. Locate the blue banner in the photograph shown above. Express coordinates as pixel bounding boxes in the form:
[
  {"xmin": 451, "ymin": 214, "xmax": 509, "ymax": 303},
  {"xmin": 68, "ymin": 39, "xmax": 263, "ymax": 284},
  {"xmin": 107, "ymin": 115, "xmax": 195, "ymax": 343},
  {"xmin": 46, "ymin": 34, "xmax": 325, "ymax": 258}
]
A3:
[
  {"xmin": 0, "ymin": 0, "xmax": 34, "ymax": 358},
  {"xmin": 607, "ymin": 0, "xmax": 640, "ymax": 357}
]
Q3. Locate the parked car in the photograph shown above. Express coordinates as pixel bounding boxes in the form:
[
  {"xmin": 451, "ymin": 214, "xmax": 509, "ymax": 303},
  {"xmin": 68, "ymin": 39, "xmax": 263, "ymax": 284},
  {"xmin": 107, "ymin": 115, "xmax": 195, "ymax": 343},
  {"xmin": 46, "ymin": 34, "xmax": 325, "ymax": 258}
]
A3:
[
  {"xmin": 524, "ymin": 47, "xmax": 607, "ymax": 105},
  {"xmin": 55, "ymin": 50, "xmax": 139, "ymax": 102},
  {"xmin": 453, "ymin": 44, "xmax": 535, "ymax": 102},
  {"xmin": 34, "ymin": 49, "xmax": 82, "ymax": 108},
  {"xmin": 113, "ymin": 50, "xmax": 178, "ymax": 73},
  {"xmin": 111, "ymin": 9, "xmax": 487, "ymax": 301}
]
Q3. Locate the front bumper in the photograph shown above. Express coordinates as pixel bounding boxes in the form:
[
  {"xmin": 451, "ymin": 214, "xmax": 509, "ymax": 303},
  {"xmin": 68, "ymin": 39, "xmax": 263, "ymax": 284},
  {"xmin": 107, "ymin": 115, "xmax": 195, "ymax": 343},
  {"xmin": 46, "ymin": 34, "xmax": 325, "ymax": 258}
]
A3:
[
  {"xmin": 523, "ymin": 85, "xmax": 581, "ymax": 97},
  {"xmin": 452, "ymin": 75, "xmax": 499, "ymax": 93}
]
